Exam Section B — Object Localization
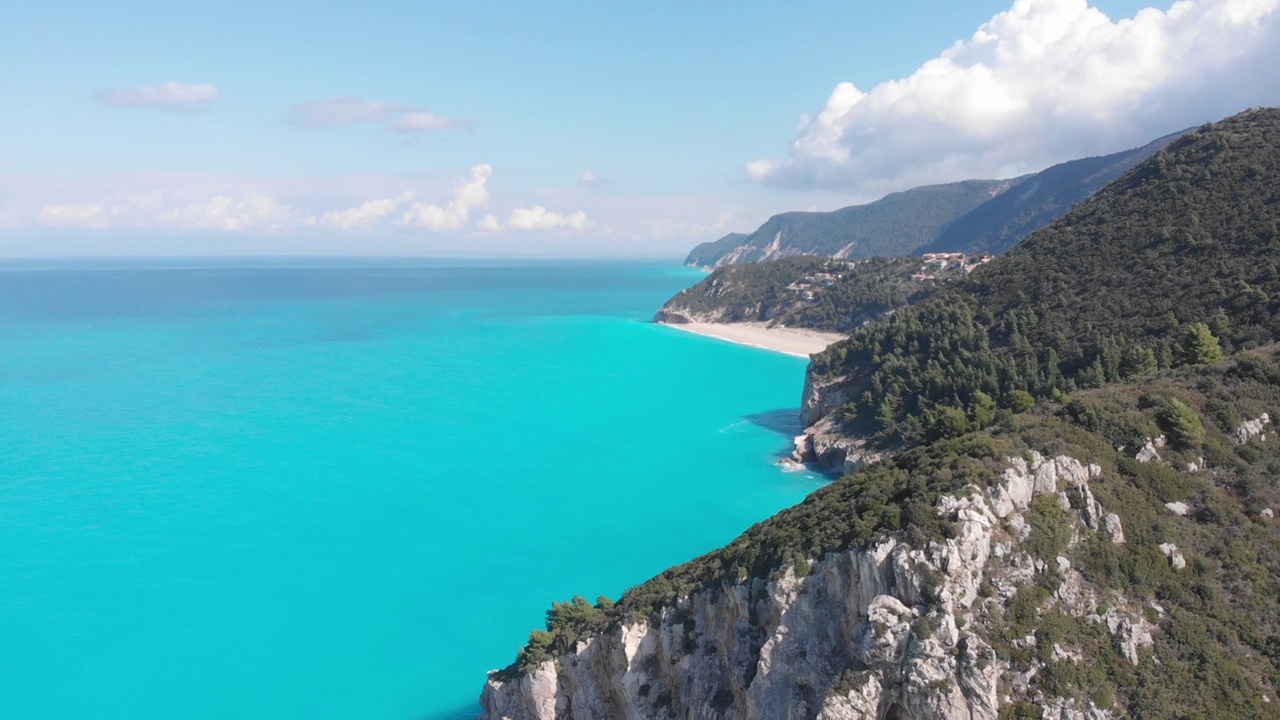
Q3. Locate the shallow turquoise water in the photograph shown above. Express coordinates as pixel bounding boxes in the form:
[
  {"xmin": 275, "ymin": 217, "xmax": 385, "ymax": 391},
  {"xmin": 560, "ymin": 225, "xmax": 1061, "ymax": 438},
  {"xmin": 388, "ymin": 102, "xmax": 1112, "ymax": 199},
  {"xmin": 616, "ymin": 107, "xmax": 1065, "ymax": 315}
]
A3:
[{"xmin": 0, "ymin": 259, "xmax": 821, "ymax": 719}]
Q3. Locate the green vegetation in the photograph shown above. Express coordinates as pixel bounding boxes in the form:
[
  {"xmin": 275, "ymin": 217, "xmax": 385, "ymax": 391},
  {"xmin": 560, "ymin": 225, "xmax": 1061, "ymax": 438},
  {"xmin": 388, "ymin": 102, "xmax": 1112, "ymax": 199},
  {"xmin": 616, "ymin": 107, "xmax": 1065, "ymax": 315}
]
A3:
[
  {"xmin": 504, "ymin": 109, "xmax": 1280, "ymax": 716},
  {"xmin": 685, "ymin": 130, "xmax": 1184, "ymax": 268},
  {"xmin": 812, "ymin": 108, "xmax": 1280, "ymax": 447},
  {"xmin": 920, "ymin": 129, "xmax": 1185, "ymax": 256},
  {"xmin": 509, "ymin": 595, "xmax": 613, "ymax": 674},
  {"xmin": 684, "ymin": 179, "xmax": 1013, "ymax": 266},
  {"xmin": 507, "ymin": 352, "xmax": 1280, "ymax": 713},
  {"xmin": 658, "ymin": 255, "xmax": 960, "ymax": 333}
]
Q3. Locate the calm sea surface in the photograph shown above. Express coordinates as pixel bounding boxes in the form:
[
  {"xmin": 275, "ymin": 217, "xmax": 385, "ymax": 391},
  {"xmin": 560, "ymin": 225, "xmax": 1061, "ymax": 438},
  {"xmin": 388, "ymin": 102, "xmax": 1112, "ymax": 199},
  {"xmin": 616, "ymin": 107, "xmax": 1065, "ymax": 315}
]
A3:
[{"xmin": 0, "ymin": 259, "xmax": 822, "ymax": 719}]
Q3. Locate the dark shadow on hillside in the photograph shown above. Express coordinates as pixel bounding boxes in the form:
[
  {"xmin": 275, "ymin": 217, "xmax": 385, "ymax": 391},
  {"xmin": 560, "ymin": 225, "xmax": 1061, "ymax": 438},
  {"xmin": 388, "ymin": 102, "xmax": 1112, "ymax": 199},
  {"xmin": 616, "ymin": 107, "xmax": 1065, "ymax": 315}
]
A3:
[{"xmin": 744, "ymin": 408, "xmax": 804, "ymax": 437}]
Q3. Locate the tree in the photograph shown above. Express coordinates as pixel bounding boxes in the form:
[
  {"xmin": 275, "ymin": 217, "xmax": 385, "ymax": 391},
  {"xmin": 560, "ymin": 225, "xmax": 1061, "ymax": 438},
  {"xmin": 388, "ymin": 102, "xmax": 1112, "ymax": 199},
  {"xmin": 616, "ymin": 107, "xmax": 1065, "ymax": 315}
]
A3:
[
  {"xmin": 1121, "ymin": 345, "xmax": 1159, "ymax": 377},
  {"xmin": 970, "ymin": 391, "xmax": 997, "ymax": 428},
  {"xmin": 1159, "ymin": 397, "xmax": 1206, "ymax": 448},
  {"xmin": 928, "ymin": 405, "xmax": 970, "ymax": 438},
  {"xmin": 1181, "ymin": 323, "xmax": 1224, "ymax": 365},
  {"xmin": 1006, "ymin": 389, "xmax": 1036, "ymax": 413}
]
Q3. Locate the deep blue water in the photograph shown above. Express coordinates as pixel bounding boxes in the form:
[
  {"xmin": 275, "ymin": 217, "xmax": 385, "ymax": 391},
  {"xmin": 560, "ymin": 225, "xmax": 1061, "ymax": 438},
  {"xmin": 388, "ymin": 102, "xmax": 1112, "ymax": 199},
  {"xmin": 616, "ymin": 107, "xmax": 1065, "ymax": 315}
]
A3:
[{"xmin": 0, "ymin": 259, "xmax": 821, "ymax": 719}]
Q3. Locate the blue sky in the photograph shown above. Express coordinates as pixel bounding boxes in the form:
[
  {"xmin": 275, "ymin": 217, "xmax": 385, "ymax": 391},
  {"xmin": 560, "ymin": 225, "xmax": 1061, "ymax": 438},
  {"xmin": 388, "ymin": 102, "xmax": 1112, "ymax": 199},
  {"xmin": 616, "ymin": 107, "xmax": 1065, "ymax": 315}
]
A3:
[{"xmin": 2, "ymin": 0, "xmax": 1277, "ymax": 256}]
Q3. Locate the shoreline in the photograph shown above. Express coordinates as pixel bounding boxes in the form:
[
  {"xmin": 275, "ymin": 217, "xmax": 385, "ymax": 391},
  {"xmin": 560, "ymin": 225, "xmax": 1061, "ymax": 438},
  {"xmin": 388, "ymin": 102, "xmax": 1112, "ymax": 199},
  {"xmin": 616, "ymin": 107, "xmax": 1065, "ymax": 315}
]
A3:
[{"xmin": 659, "ymin": 321, "xmax": 846, "ymax": 358}]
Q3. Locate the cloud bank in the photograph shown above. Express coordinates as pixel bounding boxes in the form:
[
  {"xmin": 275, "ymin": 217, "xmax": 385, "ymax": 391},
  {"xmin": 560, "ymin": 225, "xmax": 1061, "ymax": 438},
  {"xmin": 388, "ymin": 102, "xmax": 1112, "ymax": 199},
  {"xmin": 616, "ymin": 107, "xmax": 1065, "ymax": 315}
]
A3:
[
  {"xmin": 749, "ymin": 0, "xmax": 1280, "ymax": 195},
  {"xmin": 95, "ymin": 82, "xmax": 221, "ymax": 109},
  {"xmin": 288, "ymin": 96, "xmax": 469, "ymax": 133},
  {"xmin": 14, "ymin": 165, "xmax": 590, "ymax": 237}
]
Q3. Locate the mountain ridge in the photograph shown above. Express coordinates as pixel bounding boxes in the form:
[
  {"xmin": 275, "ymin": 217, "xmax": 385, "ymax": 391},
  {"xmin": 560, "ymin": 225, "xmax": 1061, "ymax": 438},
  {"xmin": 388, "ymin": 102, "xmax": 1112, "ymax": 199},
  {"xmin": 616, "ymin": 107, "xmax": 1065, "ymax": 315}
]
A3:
[{"xmin": 687, "ymin": 130, "xmax": 1186, "ymax": 269}]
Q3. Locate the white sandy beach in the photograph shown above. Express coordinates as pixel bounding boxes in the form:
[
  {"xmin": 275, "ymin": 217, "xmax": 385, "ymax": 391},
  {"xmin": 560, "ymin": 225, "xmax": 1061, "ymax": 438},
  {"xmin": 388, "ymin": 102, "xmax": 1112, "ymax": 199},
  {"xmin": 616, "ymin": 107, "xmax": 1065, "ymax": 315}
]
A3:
[{"xmin": 661, "ymin": 321, "xmax": 846, "ymax": 358}]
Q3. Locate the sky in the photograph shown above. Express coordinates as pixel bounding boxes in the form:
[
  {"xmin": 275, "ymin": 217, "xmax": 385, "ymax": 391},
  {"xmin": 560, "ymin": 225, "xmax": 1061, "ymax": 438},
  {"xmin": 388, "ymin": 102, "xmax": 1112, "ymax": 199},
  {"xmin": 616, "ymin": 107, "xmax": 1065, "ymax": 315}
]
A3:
[{"xmin": 1, "ymin": 0, "xmax": 1277, "ymax": 257}]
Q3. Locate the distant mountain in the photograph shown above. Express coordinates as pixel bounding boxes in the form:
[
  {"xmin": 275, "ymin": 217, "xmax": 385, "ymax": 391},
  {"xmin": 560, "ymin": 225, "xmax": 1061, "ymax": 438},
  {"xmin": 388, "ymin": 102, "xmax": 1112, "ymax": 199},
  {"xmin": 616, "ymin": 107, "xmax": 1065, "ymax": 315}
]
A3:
[
  {"xmin": 917, "ymin": 129, "xmax": 1187, "ymax": 255},
  {"xmin": 686, "ymin": 180, "xmax": 1015, "ymax": 268},
  {"xmin": 687, "ymin": 130, "xmax": 1187, "ymax": 268}
]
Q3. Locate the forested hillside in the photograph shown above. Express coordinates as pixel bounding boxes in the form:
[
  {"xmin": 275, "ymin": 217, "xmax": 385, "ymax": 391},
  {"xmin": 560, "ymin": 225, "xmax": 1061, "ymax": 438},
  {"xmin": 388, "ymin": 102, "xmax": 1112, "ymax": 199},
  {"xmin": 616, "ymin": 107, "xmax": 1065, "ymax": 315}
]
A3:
[
  {"xmin": 918, "ymin": 129, "xmax": 1186, "ymax": 255},
  {"xmin": 656, "ymin": 254, "xmax": 979, "ymax": 333},
  {"xmin": 484, "ymin": 108, "xmax": 1280, "ymax": 720},
  {"xmin": 813, "ymin": 108, "xmax": 1280, "ymax": 448},
  {"xmin": 685, "ymin": 131, "xmax": 1183, "ymax": 268},
  {"xmin": 685, "ymin": 180, "xmax": 1013, "ymax": 268}
]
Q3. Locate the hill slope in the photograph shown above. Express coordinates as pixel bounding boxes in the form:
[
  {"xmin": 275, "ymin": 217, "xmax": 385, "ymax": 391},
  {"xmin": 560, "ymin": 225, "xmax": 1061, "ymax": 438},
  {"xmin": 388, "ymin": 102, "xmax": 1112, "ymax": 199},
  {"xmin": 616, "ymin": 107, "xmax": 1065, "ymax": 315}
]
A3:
[
  {"xmin": 808, "ymin": 108, "xmax": 1280, "ymax": 450},
  {"xmin": 919, "ymin": 129, "xmax": 1186, "ymax": 256},
  {"xmin": 481, "ymin": 108, "xmax": 1280, "ymax": 720},
  {"xmin": 654, "ymin": 254, "xmax": 983, "ymax": 333},
  {"xmin": 687, "ymin": 132, "xmax": 1184, "ymax": 268},
  {"xmin": 685, "ymin": 179, "xmax": 1015, "ymax": 268}
]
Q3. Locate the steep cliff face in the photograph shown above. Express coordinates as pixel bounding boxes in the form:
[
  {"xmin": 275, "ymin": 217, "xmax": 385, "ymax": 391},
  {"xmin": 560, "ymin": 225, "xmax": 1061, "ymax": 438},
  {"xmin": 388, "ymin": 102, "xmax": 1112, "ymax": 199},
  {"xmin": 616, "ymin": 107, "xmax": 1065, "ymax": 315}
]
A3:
[{"xmin": 481, "ymin": 452, "xmax": 1145, "ymax": 720}]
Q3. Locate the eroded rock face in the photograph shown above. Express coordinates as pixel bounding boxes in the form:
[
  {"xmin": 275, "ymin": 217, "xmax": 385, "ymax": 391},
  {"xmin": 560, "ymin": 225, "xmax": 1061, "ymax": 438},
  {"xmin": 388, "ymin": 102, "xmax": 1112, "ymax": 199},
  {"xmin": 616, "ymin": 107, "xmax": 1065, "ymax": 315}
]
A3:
[
  {"xmin": 800, "ymin": 373, "xmax": 853, "ymax": 429},
  {"xmin": 479, "ymin": 453, "xmax": 1149, "ymax": 720}
]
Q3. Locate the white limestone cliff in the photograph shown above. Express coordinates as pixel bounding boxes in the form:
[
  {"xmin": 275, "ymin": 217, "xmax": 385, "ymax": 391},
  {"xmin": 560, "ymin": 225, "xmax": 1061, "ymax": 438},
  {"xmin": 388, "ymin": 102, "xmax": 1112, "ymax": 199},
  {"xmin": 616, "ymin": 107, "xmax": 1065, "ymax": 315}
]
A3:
[{"xmin": 480, "ymin": 453, "xmax": 1147, "ymax": 720}]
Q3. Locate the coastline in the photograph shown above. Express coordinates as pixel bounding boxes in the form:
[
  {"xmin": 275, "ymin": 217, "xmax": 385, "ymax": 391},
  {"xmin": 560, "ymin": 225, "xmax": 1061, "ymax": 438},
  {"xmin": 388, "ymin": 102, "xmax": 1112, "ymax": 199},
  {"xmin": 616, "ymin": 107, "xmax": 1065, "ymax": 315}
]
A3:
[{"xmin": 659, "ymin": 321, "xmax": 845, "ymax": 358}]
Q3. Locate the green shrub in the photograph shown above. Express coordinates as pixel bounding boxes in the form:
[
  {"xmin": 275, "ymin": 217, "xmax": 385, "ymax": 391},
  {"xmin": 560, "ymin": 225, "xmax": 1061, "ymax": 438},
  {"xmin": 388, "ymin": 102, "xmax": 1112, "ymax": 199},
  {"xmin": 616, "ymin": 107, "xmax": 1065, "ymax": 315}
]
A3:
[{"xmin": 1006, "ymin": 389, "xmax": 1036, "ymax": 413}]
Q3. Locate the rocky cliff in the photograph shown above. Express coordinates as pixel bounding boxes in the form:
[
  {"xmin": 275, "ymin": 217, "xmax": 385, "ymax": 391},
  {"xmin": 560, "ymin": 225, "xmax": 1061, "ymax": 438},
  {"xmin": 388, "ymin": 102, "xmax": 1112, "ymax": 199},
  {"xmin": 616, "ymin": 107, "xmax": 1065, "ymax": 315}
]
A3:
[{"xmin": 481, "ymin": 451, "xmax": 1147, "ymax": 720}]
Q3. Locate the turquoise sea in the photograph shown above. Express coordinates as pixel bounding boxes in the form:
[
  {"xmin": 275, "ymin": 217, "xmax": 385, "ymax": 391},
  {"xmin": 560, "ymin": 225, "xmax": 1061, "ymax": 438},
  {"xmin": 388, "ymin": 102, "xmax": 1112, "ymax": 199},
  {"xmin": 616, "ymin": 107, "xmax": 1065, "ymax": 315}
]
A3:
[{"xmin": 0, "ymin": 259, "xmax": 822, "ymax": 719}]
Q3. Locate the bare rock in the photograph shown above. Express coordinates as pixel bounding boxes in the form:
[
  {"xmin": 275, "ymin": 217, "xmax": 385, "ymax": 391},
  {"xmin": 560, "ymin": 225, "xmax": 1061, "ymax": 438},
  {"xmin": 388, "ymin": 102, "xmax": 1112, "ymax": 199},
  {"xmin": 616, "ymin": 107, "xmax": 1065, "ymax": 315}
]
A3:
[
  {"xmin": 1160, "ymin": 543, "xmax": 1187, "ymax": 570},
  {"xmin": 1232, "ymin": 413, "xmax": 1271, "ymax": 445}
]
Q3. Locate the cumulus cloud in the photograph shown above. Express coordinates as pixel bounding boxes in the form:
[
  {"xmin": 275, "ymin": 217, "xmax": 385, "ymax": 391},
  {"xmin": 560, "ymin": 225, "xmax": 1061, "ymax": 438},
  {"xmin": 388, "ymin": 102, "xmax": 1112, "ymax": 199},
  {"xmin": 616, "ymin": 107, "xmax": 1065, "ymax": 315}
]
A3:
[
  {"xmin": 476, "ymin": 214, "xmax": 503, "ymax": 232},
  {"xmin": 749, "ymin": 0, "xmax": 1280, "ymax": 195},
  {"xmin": 401, "ymin": 164, "xmax": 493, "ymax": 230},
  {"xmin": 289, "ymin": 96, "xmax": 469, "ymax": 132},
  {"xmin": 95, "ymin": 82, "xmax": 221, "ymax": 109},
  {"xmin": 506, "ymin": 205, "xmax": 590, "ymax": 232},
  {"xmin": 310, "ymin": 193, "xmax": 409, "ymax": 230}
]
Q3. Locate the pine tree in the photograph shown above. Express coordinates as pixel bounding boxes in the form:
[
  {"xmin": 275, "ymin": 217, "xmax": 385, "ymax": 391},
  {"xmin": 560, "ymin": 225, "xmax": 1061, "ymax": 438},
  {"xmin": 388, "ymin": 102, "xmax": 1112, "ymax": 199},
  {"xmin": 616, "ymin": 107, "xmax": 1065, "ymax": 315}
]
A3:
[{"xmin": 1181, "ymin": 322, "xmax": 1224, "ymax": 365}]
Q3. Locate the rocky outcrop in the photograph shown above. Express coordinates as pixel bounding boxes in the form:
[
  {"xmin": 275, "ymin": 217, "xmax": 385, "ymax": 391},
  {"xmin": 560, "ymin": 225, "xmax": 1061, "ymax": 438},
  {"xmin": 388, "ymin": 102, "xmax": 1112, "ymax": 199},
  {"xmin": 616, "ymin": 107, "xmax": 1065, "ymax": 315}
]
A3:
[
  {"xmin": 480, "ymin": 453, "xmax": 1145, "ymax": 720},
  {"xmin": 652, "ymin": 307, "xmax": 733, "ymax": 325},
  {"xmin": 1231, "ymin": 413, "xmax": 1270, "ymax": 445},
  {"xmin": 787, "ymin": 373, "xmax": 878, "ymax": 474},
  {"xmin": 1135, "ymin": 435, "xmax": 1166, "ymax": 463},
  {"xmin": 1159, "ymin": 543, "xmax": 1187, "ymax": 570}
]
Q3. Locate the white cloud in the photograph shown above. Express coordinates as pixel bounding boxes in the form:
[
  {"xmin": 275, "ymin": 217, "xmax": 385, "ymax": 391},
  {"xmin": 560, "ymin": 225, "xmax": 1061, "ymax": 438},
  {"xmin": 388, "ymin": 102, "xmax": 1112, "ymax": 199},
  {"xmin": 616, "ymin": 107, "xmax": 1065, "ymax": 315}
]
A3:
[
  {"xmin": 476, "ymin": 214, "xmax": 503, "ymax": 232},
  {"xmin": 401, "ymin": 164, "xmax": 492, "ymax": 230},
  {"xmin": 311, "ymin": 193, "xmax": 409, "ymax": 230},
  {"xmin": 95, "ymin": 82, "xmax": 221, "ymax": 109},
  {"xmin": 289, "ymin": 96, "xmax": 468, "ymax": 132},
  {"xmin": 40, "ymin": 203, "xmax": 110, "ymax": 227},
  {"xmin": 5, "ymin": 167, "xmax": 769, "ymax": 254},
  {"xmin": 157, "ymin": 194, "xmax": 294, "ymax": 231},
  {"xmin": 31, "ymin": 184, "xmax": 295, "ymax": 232},
  {"xmin": 506, "ymin": 205, "xmax": 589, "ymax": 232},
  {"xmin": 749, "ymin": 0, "xmax": 1280, "ymax": 195}
]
